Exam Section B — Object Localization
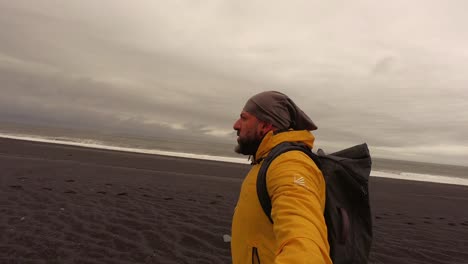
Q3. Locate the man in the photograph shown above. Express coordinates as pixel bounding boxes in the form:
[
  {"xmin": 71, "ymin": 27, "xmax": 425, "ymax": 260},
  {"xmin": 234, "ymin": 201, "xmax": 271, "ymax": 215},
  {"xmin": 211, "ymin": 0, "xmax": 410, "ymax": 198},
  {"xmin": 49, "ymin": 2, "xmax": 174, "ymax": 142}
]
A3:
[{"xmin": 231, "ymin": 91, "xmax": 332, "ymax": 264}]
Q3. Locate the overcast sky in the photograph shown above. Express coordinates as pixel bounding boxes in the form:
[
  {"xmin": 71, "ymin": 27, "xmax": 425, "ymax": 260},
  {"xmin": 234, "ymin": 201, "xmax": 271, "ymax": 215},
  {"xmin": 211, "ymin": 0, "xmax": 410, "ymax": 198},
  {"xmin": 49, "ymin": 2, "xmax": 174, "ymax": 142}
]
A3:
[{"xmin": 1, "ymin": 0, "xmax": 467, "ymax": 165}]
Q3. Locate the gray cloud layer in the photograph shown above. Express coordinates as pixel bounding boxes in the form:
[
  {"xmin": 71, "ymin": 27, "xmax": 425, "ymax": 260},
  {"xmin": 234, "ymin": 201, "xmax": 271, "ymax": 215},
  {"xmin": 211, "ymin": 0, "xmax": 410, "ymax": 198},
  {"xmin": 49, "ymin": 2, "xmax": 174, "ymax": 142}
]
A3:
[{"xmin": 1, "ymin": 0, "xmax": 467, "ymax": 165}]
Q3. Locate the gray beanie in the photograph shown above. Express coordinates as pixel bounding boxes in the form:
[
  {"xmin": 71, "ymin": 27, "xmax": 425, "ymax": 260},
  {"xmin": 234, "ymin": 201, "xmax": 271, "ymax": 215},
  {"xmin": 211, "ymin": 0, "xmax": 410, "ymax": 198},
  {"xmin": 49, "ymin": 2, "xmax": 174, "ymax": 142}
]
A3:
[{"xmin": 243, "ymin": 91, "xmax": 317, "ymax": 131}]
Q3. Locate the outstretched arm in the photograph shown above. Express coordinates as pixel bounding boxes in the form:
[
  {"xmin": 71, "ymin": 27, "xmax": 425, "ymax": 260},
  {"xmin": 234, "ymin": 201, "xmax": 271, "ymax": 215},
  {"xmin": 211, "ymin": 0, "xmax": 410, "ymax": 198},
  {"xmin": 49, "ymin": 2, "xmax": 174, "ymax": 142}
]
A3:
[{"xmin": 267, "ymin": 151, "xmax": 332, "ymax": 264}]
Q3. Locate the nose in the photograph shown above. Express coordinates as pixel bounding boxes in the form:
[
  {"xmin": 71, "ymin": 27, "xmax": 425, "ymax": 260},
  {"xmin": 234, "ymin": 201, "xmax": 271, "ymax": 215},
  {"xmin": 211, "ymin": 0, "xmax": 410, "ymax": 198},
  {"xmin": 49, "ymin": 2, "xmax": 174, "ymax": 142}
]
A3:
[{"xmin": 233, "ymin": 119, "xmax": 240, "ymax": 130}]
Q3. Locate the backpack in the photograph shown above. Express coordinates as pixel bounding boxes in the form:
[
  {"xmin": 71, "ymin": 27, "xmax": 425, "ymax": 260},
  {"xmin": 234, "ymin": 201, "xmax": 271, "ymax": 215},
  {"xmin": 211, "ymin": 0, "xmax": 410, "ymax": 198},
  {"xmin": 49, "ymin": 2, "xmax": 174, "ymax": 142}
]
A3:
[{"xmin": 256, "ymin": 142, "xmax": 373, "ymax": 264}]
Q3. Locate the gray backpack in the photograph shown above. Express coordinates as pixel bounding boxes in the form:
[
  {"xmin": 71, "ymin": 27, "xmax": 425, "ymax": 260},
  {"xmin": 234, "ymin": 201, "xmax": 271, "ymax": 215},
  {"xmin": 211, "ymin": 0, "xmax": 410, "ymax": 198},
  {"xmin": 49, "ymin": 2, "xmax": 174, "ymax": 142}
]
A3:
[{"xmin": 256, "ymin": 142, "xmax": 373, "ymax": 263}]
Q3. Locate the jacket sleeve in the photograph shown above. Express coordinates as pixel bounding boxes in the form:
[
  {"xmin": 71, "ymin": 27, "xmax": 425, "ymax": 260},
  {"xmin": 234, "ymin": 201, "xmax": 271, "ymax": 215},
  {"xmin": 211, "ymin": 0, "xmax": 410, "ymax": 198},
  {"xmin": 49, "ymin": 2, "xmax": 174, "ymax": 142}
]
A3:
[{"xmin": 267, "ymin": 151, "xmax": 332, "ymax": 264}]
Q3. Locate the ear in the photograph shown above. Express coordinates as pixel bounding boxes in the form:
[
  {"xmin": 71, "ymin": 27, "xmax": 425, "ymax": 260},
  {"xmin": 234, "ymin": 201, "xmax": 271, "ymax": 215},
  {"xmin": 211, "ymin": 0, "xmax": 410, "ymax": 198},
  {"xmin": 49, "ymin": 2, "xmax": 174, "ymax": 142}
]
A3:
[{"xmin": 260, "ymin": 122, "xmax": 274, "ymax": 135}]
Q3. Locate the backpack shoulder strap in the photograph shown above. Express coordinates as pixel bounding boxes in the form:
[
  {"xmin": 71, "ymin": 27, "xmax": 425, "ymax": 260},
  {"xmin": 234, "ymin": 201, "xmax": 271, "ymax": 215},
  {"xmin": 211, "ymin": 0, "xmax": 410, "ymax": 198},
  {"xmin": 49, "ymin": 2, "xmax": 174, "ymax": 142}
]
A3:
[{"xmin": 256, "ymin": 142, "xmax": 321, "ymax": 223}]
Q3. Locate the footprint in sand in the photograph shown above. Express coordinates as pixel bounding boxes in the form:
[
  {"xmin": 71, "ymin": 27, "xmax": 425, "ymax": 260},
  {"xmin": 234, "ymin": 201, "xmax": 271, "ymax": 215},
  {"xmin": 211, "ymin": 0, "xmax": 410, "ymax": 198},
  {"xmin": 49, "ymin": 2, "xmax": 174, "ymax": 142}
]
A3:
[
  {"xmin": 42, "ymin": 187, "xmax": 52, "ymax": 191},
  {"xmin": 105, "ymin": 183, "xmax": 113, "ymax": 187},
  {"xmin": 375, "ymin": 216, "xmax": 382, "ymax": 220},
  {"xmin": 216, "ymin": 194, "xmax": 224, "ymax": 199},
  {"xmin": 448, "ymin": 223, "xmax": 456, "ymax": 226},
  {"xmin": 97, "ymin": 191, "xmax": 107, "ymax": 195},
  {"xmin": 187, "ymin": 198, "xmax": 196, "ymax": 202},
  {"xmin": 142, "ymin": 194, "xmax": 152, "ymax": 197},
  {"xmin": 406, "ymin": 222, "xmax": 415, "ymax": 225},
  {"xmin": 163, "ymin": 197, "xmax": 173, "ymax": 201},
  {"xmin": 66, "ymin": 180, "xmax": 75, "ymax": 183},
  {"xmin": 64, "ymin": 190, "xmax": 77, "ymax": 194},
  {"xmin": 210, "ymin": 201, "xmax": 217, "ymax": 205},
  {"xmin": 9, "ymin": 185, "xmax": 23, "ymax": 190},
  {"xmin": 117, "ymin": 192, "xmax": 128, "ymax": 196},
  {"xmin": 423, "ymin": 221, "xmax": 432, "ymax": 224}
]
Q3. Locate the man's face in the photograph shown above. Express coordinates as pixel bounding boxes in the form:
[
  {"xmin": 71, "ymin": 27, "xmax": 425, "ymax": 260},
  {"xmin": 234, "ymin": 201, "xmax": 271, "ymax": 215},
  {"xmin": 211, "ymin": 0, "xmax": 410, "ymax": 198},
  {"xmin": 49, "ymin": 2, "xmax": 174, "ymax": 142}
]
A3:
[{"xmin": 233, "ymin": 111, "xmax": 264, "ymax": 155}]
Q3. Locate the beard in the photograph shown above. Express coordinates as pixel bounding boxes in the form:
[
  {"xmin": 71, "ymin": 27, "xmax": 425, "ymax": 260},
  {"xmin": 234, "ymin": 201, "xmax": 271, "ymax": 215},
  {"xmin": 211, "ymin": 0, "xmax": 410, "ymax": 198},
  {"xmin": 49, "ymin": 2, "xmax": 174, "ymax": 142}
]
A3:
[{"xmin": 234, "ymin": 135, "xmax": 262, "ymax": 155}]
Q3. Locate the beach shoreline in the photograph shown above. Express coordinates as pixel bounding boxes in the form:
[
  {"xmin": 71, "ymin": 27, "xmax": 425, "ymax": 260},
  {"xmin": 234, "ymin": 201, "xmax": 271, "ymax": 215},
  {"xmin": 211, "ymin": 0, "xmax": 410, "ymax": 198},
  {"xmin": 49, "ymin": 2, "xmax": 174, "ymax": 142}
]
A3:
[
  {"xmin": 1, "ymin": 134, "xmax": 467, "ymax": 186},
  {"xmin": 1, "ymin": 137, "xmax": 468, "ymax": 264}
]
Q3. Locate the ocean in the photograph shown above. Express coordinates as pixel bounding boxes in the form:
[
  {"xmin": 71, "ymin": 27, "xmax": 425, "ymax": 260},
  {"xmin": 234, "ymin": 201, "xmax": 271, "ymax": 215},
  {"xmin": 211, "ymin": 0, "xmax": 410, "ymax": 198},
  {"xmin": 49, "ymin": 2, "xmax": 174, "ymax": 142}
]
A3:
[{"xmin": 1, "ymin": 125, "xmax": 467, "ymax": 187}]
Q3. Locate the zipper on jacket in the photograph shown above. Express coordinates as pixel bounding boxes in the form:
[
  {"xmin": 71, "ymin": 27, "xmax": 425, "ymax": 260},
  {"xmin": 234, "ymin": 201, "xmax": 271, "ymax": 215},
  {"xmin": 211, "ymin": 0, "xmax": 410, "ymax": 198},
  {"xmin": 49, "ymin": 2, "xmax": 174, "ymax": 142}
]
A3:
[{"xmin": 252, "ymin": 247, "xmax": 261, "ymax": 264}]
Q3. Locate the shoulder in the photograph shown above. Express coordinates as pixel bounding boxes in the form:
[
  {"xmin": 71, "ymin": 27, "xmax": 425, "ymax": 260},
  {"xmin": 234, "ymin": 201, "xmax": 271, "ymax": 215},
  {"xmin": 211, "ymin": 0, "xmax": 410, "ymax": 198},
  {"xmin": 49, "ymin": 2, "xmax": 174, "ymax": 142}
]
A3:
[
  {"xmin": 266, "ymin": 149, "xmax": 324, "ymax": 193},
  {"xmin": 268, "ymin": 149, "xmax": 320, "ymax": 177}
]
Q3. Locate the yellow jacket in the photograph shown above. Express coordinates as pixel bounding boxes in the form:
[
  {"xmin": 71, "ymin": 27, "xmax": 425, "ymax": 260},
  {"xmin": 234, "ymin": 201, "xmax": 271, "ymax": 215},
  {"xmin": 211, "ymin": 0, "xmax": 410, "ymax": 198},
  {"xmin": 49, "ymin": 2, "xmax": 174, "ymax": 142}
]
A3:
[{"xmin": 231, "ymin": 130, "xmax": 332, "ymax": 264}]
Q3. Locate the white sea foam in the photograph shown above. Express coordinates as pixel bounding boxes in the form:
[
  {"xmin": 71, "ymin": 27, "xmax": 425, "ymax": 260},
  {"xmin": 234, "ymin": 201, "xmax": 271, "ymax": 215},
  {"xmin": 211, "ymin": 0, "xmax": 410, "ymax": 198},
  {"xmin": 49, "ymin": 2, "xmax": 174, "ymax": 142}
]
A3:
[
  {"xmin": 1, "ymin": 133, "xmax": 467, "ymax": 186},
  {"xmin": 371, "ymin": 171, "xmax": 468, "ymax": 186},
  {"xmin": 0, "ymin": 133, "xmax": 250, "ymax": 164}
]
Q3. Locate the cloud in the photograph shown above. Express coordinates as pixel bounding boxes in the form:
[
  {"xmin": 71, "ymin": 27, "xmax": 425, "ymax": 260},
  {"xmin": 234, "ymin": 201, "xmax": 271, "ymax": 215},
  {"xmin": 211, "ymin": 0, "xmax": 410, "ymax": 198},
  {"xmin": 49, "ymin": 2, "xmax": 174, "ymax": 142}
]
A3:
[
  {"xmin": 200, "ymin": 127, "xmax": 235, "ymax": 138},
  {"xmin": 0, "ymin": 1, "xmax": 467, "ymax": 165},
  {"xmin": 371, "ymin": 56, "xmax": 395, "ymax": 75}
]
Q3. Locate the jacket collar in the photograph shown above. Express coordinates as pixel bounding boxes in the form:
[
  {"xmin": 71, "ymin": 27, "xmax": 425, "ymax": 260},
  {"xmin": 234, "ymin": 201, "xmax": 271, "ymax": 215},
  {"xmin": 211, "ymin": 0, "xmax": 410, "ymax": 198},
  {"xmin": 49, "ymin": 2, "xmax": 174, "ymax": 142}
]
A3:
[{"xmin": 252, "ymin": 129, "xmax": 315, "ymax": 164}]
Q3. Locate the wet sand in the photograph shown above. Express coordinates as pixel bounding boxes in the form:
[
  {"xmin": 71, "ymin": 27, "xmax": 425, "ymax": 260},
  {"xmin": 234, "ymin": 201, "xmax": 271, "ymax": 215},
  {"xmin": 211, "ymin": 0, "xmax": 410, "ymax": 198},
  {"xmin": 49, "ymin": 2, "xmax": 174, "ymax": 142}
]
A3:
[{"xmin": 1, "ymin": 137, "xmax": 467, "ymax": 264}]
